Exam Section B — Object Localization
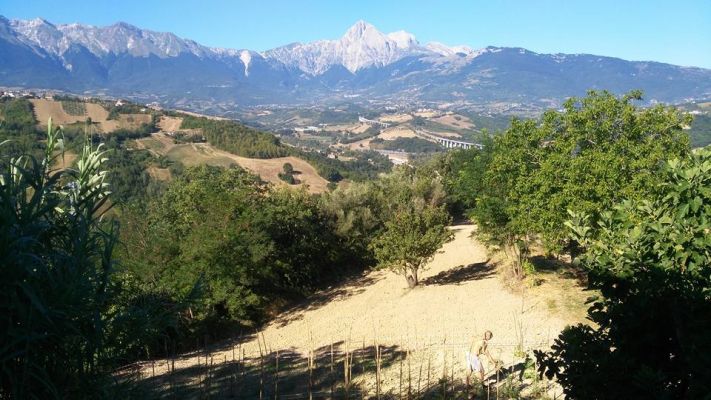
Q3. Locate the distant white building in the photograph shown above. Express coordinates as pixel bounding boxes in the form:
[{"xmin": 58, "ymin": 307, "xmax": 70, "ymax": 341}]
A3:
[{"xmin": 115, "ymin": 99, "xmax": 125, "ymax": 107}]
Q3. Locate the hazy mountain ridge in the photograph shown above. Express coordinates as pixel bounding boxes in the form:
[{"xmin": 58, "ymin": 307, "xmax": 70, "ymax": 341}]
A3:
[{"xmin": 1, "ymin": 16, "xmax": 709, "ymax": 109}]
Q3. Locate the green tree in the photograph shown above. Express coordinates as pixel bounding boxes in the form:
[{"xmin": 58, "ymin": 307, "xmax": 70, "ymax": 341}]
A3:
[
  {"xmin": 283, "ymin": 162, "xmax": 294, "ymax": 174},
  {"xmin": 371, "ymin": 205, "xmax": 453, "ymax": 288},
  {"xmin": 119, "ymin": 165, "xmax": 348, "ymax": 330},
  {"xmin": 470, "ymin": 91, "xmax": 690, "ymax": 274},
  {"xmin": 535, "ymin": 148, "xmax": 711, "ymax": 399}
]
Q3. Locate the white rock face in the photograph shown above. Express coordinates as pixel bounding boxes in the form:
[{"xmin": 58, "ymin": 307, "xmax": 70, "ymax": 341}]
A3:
[
  {"xmin": 263, "ymin": 20, "xmax": 478, "ymax": 75},
  {"xmin": 9, "ymin": 18, "xmax": 211, "ymax": 59},
  {"xmin": 3, "ymin": 17, "xmax": 486, "ymax": 76}
]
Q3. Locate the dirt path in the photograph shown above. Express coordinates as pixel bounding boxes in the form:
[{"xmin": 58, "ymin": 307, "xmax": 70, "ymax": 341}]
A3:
[{"xmin": 146, "ymin": 225, "xmax": 580, "ymax": 379}]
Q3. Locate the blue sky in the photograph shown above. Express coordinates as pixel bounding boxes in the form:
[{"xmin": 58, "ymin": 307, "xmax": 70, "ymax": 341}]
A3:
[{"xmin": 3, "ymin": 0, "xmax": 710, "ymax": 68}]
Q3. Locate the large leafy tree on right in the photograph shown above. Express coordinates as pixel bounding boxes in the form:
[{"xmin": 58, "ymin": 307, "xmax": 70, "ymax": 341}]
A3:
[
  {"xmin": 536, "ymin": 148, "xmax": 711, "ymax": 399},
  {"xmin": 472, "ymin": 91, "xmax": 690, "ymax": 270}
]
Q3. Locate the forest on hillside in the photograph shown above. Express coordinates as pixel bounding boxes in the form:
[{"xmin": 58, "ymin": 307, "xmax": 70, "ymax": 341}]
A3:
[{"xmin": 1, "ymin": 91, "xmax": 710, "ymax": 398}]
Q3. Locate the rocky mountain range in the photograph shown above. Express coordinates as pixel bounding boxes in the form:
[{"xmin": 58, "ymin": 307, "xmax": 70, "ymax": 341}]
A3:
[{"xmin": 1, "ymin": 16, "xmax": 710, "ymax": 110}]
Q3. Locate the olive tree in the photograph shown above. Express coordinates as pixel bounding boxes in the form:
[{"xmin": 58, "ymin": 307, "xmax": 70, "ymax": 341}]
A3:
[{"xmin": 371, "ymin": 205, "xmax": 453, "ymax": 288}]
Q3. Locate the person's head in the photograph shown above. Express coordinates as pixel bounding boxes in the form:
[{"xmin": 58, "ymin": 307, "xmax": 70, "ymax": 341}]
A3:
[{"xmin": 484, "ymin": 330, "xmax": 493, "ymax": 341}]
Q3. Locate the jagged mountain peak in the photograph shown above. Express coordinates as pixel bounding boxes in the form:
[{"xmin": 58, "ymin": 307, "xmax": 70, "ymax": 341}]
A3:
[
  {"xmin": 343, "ymin": 20, "xmax": 377, "ymax": 37},
  {"xmin": 265, "ymin": 20, "xmax": 427, "ymax": 74}
]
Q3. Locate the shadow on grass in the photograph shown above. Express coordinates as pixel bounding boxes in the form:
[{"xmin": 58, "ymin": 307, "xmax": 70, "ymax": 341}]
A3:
[
  {"xmin": 529, "ymin": 255, "xmax": 587, "ymax": 284},
  {"xmin": 271, "ymin": 272, "xmax": 383, "ymax": 328},
  {"xmin": 131, "ymin": 348, "xmax": 548, "ymax": 399},
  {"xmin": 421, "ymin": 261, "xmax": 495, "ymax": 286},
  {"xmin": 134, "ymin": 343, "xmax": 401, "ymax": 399}
]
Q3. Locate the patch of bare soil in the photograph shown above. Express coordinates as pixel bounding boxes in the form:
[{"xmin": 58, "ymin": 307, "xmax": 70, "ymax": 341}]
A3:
[{"xmin": 158, "ymin": 116, "xmax": 184, "ymax": 132}]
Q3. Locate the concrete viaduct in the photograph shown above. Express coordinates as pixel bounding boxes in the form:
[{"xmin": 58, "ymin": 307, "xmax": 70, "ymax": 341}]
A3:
[{"xmin": 414, "ymin": 129, "xmax": 482, "ymax": 150}]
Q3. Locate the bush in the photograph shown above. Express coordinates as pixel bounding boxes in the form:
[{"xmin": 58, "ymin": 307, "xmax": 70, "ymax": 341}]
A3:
[
  {"xmin": 0, "ymin": 120, "xmax": 162, "ymax": 397},
  {"xmin": 536, "ymin": 149, "xmax": 711, "ymax": 399}
]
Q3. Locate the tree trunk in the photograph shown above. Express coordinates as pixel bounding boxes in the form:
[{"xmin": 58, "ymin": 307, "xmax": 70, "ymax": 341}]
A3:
[{"xmin": 406, "ymin": 268, "xmax": 418, "ymax": 288}]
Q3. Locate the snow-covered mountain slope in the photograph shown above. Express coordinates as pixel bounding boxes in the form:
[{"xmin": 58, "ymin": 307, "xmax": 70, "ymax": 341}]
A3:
[
  {"xmin": 9, "ymin": 18, "xmax": 212, "ymax": 59},
  {"xmin": 263, "ymin": 20, "xmax": 474, "ymax": 74},
  {"xmin": 1, "ymin": 16, "xmax": 709, "ymax": 108}
]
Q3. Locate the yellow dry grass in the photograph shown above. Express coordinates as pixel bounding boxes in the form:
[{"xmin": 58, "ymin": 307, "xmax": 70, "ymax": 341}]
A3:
[
  {"xmin": 379, "ymin": 126, "xmax": 417, "ymax": 139},
  {"xmin": 31, "ymin": 99, "xmax": 150, "ymax": 133},
  {"xmin": 431, "ymin": 114, "xmax": 475, "ymax": 130},
  {"xmin": 154, "ymin": 134, "xmax": 328, "ymax": 193},
  {"xmin": 157, "ymin": 116, "xmax": 183, "ymax": 132},
  {"xmin": 337, "ymin": 137, "xmax": 374, "ymax": 150},
  {"xmin": 379, "ymin": 113, "xmax": 413, "ymax": 123},
  {"xmin": 143, "ymin": 225, "xmax": 586, "ymax": 389}
]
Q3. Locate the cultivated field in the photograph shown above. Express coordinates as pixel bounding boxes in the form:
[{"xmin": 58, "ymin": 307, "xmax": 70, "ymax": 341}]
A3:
[
  {"xmin": 379, "ymin": 113, "xmax": 413, "ymax": 124},
  {"xmin": 138, "ymin": 225, "xmax": 586, "ymax": 398},
  {"xmin": 431, "ymin": 114, "xmax": 475, "ymax": 130},
  {"xmin": 158, "ymin": 116, "xmax": 184, "ymax": 131},
  {"xmin": 139, "ymin": 133, "xmax": 330, "ymax": 193},
  {"xmin": 30, "ymin": 99, "xmax": 151, "ymax": 133},
  {"xmin": 379, "ymin": 126, "xmax": 417, "ymax": 139}
]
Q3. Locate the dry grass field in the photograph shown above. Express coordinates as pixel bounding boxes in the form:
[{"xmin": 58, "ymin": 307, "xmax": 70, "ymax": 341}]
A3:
[
  {"xmin": 158, "ymin": 116, "xmax": 184, "ymax": 131},
  {"xmin": 139, "ymin": 225, "xmax": 586, "ymax": 397},
  {"xmin": 379, "ymin": 113, "xmax": 413, "ymax": 123},
  {"xmin": 431, "ymin": 114, "xmax": 475, "ymax": 130},
  {"xmin": 140, "ymin": 133, "xmax": 329, "ymax": 193},
  {"xmin": 31, "ymin": 99, "xmax": 151, "ymax": 133},
  {"xmin": 379, "ymin": 125, "xmax": 417, "ymax": 139}
]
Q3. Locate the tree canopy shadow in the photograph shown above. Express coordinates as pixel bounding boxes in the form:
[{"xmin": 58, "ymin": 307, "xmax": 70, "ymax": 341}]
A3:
[
  {"xmin": 134, "ymin": 342, "xmax": 404, "ymax": 399},
  {"xmin": 131, "ymin": 345, "xmax": 549, "ymax": 399},
  {"xmin": 529, "ymin": 255, "xmax": 587, "ymax": 284},
  {"xmin": 271, "ymin": 272, "xmax": 382, "ymax": 328},
  {"xmin": 421, "ymin": 261, "xmax": 495, "ymax": 286}
]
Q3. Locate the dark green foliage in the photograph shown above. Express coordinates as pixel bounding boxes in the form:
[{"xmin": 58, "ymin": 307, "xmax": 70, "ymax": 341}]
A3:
[
  {"xmin": 536, "ymin": 149, "xmax": 711, "ymax": 399},
  {"xmin": 370, "ymin": 137, "xmax": 443, "ymax": 153},
  {"xmin": 119, "ymin": 166, "xmax": 350, "ymax": 331},
  {"xmin": 181, "ymin": 115, "xmax": 287, "ymax": 158},
  {"xmin": 0, "ymin": 98, "xmax": 36, "ymax": 130},
  {"xmin": 321, "ymin": 165, "xmax": 448, "ymax": 271},
  {"xmin": 371, "ymin": 205, "xmax": 452, "ymax": 287},
  {"xmin": 105, "ymin": 146, "xmax": 154, "ymax": 204},
  {"xmin": 278, "ymin": 162, "xmax": 297, "ymax": 184},
  {"xmin": 294, "ymin": 149, "xmax": 392, "ymax": 182},
  {"xmin": 278, "ymin": 172, "xmax": 296, "ymax": 184},
  {"xmin": 104, "ymin": 100, "xmax": 153, "ymax": 120},
  {"xmin": 282, "ymin": 162, "xmax": 294, "ymax": 174},
  {"xmin": 688, "ymin": 113, "xmax": 711, "ymax": 148},
  {"xmin": 426, "ymin": 137, "xmax": 495, "ymax": 218},
  {"xmin": 444, "ymin": 91, "xmax": 690, "ymax": 260},
  {"xmin": 0, "ymin": 122, "xmax": 163, "ymax": 398},
  {"xmin": 0, "ymin": 98, "xmax": 40, "ymax": 157}
]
